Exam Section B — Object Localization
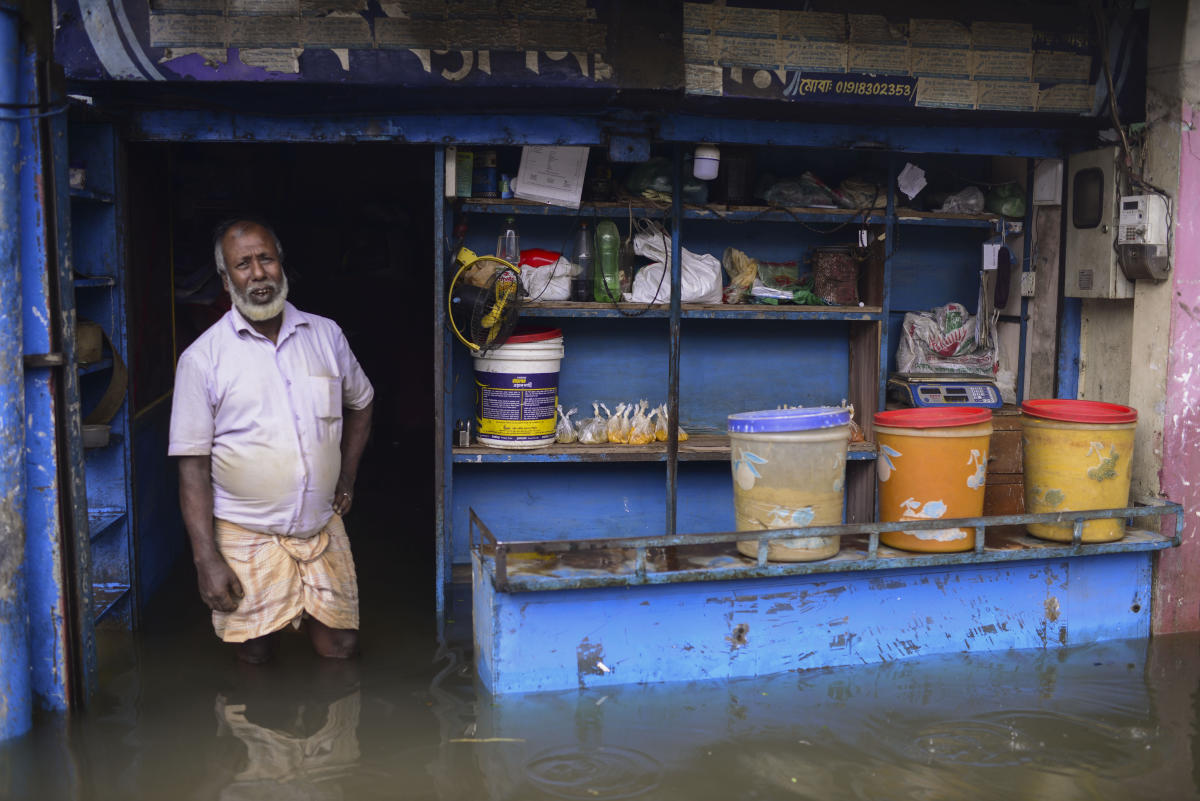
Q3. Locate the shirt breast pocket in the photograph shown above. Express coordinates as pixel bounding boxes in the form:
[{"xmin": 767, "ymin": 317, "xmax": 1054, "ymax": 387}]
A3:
[{"xmin": 309, "ymin": 375, "xmax": 343, "ymax": 420}]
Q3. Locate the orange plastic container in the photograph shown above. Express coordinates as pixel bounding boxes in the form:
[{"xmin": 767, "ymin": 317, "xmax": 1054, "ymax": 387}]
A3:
[{"xmin": 874, "ymin": 408, "xmax": 994, "ymax": 553}]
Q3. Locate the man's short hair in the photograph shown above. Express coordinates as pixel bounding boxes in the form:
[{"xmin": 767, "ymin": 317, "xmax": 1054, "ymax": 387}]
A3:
[{"xmin": 213, "ymin": 217, "xmax": 285, "ymax": 276}]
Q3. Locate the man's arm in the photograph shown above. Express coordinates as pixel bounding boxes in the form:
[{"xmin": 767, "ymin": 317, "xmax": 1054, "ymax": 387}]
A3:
[
  {"xmin": 333, "ymin": 400, "xmax": 373, "ymax": 516},
  {"xmin": 178, "ymin": 455, "xmax": 242, "ymax": 612}
]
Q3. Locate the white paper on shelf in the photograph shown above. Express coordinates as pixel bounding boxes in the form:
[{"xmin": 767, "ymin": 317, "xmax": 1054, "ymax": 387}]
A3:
[
  {"xmin": 513, "ymin": 145, "xmax": 589, "ymax": 209},
  {"xmin": 897, "ymin": 162, "xmax": 927, "ymax": 200}
]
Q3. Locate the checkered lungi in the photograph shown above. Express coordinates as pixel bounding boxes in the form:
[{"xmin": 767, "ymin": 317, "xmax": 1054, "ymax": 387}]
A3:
[{"xmin": 211, "ymin": 514, "xmax": 359, "ymax": 642}]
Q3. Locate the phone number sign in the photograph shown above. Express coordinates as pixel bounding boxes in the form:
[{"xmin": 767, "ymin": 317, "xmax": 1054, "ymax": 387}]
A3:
[{"xmin": 725, "ymin": 70, "xmax": 917, "ymax": 106}]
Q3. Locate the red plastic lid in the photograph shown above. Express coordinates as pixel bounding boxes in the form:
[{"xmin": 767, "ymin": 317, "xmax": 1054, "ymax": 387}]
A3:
[
  {"xmin": 1021, "ymin": 399, "xmax": 1137, "ymax": 424},
  {"xmin": 874, "ymin": 407, "xmax": 993, "ymax": 428},
  {"xmin": 503, "ymin": 326, "xmax": 563, "ymax": 344}
]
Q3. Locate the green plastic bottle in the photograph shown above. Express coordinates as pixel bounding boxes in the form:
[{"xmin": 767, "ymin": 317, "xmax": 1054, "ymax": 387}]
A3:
[{"xmin": 593, "ymin": 220, "xmax": 621, "ymax": 302}]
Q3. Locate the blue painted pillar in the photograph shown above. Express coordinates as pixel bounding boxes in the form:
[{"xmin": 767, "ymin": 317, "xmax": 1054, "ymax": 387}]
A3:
[{"xmin": 0, "ymin": 5, "xmax": 31, "ymax": 741}]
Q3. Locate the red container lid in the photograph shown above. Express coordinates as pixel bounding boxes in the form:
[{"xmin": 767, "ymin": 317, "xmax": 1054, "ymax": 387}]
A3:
[
  {"xmin": 1021, "ymin": 399, "xmax": 1137, "ymax": 424},
  {"xmin": 874, "ymin": 407, "xmax": 993, "ymax": 428},
  {"xmin": 504, "ymin": 326, "xmax": 563, "ymax": 344}
]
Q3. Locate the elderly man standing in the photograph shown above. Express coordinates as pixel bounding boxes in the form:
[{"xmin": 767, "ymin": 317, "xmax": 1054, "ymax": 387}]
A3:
[{"xmin": 169, "ymin": 218, "xmax": 374, "ymax": 663}]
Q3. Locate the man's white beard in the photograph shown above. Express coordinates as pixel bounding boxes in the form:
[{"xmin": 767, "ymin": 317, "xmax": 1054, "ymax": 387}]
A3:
[{"xmin": 230, "ymin": 272, "xmax": 289, "ymax": 322}]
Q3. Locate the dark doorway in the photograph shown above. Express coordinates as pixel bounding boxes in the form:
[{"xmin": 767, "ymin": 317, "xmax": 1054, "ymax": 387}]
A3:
[{"xmin": 125, "ymin": 141, "xmax": 437, "ymax": 621}]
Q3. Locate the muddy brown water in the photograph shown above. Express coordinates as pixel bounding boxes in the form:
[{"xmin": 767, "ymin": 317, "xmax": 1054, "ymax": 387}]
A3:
[{"xmin": 3, "ymin": 486, "xmax": 1200, "ymax": 800}]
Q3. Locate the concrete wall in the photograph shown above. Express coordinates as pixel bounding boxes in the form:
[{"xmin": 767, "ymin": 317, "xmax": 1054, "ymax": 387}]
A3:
[{"xmin": 1145, "ymin": 0, "xmax": 1200, "ymax": 634}]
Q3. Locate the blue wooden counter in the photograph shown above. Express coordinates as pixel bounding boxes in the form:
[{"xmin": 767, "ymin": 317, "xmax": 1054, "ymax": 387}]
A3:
[{"xmin": 471, "ymin": 503, "xmax": 1180, "ymax": 695}]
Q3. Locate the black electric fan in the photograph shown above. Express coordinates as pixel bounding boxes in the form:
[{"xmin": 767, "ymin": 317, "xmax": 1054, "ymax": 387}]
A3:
[{"xmin": 447, "ymin": 247, "xmax": 523, "ymax": 354}]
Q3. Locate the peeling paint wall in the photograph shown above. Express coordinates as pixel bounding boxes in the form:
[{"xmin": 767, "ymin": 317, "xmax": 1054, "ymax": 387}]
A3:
[{"xmin": 1151, "ymin": 1, "xmax": 1200, "ymax": 634}]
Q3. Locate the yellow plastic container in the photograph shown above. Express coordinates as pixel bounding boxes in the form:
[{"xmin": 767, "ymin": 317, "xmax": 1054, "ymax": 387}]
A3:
[
  {"xmin": 1021, "ymin": 399, "xmax": 1137, "ymax": 542},
  {"xmin": 874, "ymin": 408, "xmax": 993, "ymax": 553},
  {"xmin": 728, "ymin": 407, "xmax": 850, "ymax": 562}
]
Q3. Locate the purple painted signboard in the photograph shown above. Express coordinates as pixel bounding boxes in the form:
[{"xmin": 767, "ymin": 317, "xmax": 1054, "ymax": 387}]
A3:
[
  {"xmin": 55, "ymin": 0, "xmax": 618, "ymax": 87},
  {"xmin": 54, "ymin": 2, "xmax": 1143, "ymax": 120}
]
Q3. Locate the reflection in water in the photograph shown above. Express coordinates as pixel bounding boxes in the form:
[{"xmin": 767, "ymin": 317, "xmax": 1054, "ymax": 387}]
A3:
[
  {"xmin": 215, "ymin": 689, "xmax": 360, "ymax": 800},
  {"xmin": 7, "ymin": 627, "xmax": 1200, "ymax": 800}
]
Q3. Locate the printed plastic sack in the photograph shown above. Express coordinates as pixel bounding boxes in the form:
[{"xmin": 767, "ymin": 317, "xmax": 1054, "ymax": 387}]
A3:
[
  {"xmin": 631, "ymin": 220, "xmax": 722, "ymax": 304},
  {"xmin": 519, "ymin": 249, "xmax": 578, "ymax": 302},
  {"xmin": 896, "ymin": 302, "xmax": 997, "ymax": 376}
]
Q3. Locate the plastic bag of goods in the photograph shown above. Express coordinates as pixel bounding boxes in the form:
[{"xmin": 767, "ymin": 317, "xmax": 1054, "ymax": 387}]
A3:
[
  {"xmin": 629, "ymin": 401, "xmax": 656, "ymax": 445},
  {"xmin": 555, "ymin": 405, "xmax": 578, "ymax": 444},
  {"xmin": 578, "ymin": 402, "xmax": 609, "ymax": 444},
  {"xmin": 896, "ymin": 302, "xmax": 997, "ymax": 376},
  {"xmin": 631, "ymin": 220, "xmax": 722, "ymax": 304},
  {"xmin": 519, "ymin": 248, "xmax": 578, "ymax": 302}
]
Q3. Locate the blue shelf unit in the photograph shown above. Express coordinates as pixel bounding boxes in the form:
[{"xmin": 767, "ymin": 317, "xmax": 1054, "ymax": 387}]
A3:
[
  {"xmin": 69, "ymin": 119, "xmax": 137, "ymax": 630},
  {"xmin": 437, "ymin": 143, "xmax": 1022, "ymax": 620}
]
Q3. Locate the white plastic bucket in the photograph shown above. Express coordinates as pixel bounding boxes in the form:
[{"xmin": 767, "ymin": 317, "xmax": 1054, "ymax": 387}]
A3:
[{"xmin": 473, "ymin": 327, "xmax": 564, "ymax": 449}]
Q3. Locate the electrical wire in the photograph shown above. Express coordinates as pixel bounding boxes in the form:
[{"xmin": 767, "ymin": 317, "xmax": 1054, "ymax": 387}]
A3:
[{"xmin": 1093, "ymin": 1, "xmax": 1174, "ymax": 269}]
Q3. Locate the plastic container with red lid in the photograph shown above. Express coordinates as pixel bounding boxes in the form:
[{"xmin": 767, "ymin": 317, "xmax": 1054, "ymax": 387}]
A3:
[
  {"xmin": 874, "ymin": 407, "xmax": 993, "ymax": 429},
  {"xmin": 873, "ymin": 406, "xmax": 994, "ymax": 553},
  {"xmin": 502, "ymin": 326, "xmax": 563, "ymax": 345},
  {"xmin": 1020, "ymin": 398, "xmax": 1137, "ymax": 425}
]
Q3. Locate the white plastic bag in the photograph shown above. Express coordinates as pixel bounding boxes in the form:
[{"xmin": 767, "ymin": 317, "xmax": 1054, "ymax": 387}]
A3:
[
  {"xmin": 631, "ymin": 221, "xmax": 722, "ymax": 304},
  {"xmin": 520, "ymin": 257, "xmax": 578, "ymax": 301}
]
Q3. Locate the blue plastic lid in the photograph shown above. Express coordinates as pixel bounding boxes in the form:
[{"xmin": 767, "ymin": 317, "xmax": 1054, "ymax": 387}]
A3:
[{"xmin": 728, "ymin": 406, "xmax": 851, "ymax": 433}]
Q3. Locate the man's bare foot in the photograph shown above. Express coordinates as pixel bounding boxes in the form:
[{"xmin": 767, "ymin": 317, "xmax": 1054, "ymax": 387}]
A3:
[{"xmin": 305, "ymin": 617, "xmax": 359, "ymax": 659}]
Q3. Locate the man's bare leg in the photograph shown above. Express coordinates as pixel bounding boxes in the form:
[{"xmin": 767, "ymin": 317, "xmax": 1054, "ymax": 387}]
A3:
[
  {"xmin": 306, "ymin": 617, "xmax": 359, "ymax": 659},
  {"xmin": 236, "ymin": 630, "xmax": 281, "ymax": 664}
]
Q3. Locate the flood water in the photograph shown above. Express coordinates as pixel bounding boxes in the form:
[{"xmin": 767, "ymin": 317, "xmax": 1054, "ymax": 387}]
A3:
[{"xmin": 4, "ymin": 484, "xmax": 1200, "ymax": 800}]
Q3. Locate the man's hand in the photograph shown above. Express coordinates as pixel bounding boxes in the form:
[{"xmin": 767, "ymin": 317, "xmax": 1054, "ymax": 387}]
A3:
[
  {"xmin": 195, "ymin": 555, "xmax": 244, "ymax": 613},
  {"xmin": 333, "ymin": 473, "xmax": 355, "ymax": 516}
]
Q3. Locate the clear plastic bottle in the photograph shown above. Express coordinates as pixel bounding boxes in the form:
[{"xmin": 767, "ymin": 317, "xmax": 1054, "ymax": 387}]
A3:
[
  {"xmin": 570, "ymin": 221, "xmax": 593, "ymax": 302},
  {"xmin": 496, "ymin": 216, "xmax": 520, "ymax": 265},
  {"xmin": 593, "ymin": 220, "xmax": 621, "ymax": 302}
]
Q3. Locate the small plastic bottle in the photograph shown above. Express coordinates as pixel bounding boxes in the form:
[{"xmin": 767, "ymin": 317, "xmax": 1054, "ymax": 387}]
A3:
[
  {"xmin": 496, "ymin": 216, "xmax": 520, "ymax": 265},
  {"xmin": 571, "ymin": 221, "xmax": 594, "ymax": 302},
  {"xmin": 593, "ymin": 220, "xmax": 621, "ymax": 302}
]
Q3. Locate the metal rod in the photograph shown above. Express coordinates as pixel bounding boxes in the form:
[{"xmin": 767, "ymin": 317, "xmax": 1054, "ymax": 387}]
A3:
[
  {"xmin": 0, "ymin": 5, "xmax": 31, "ymax": 742},
  {"xmin": 665, "ymin": 145, "xmax": 683, "ymax": 537},
  {"xmin": 470, "ymin": 502, "xmax": 1182, "ymax": 554}
]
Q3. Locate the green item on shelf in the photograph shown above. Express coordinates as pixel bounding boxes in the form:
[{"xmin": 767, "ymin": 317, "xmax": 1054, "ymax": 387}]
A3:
[{"xmin": 985, "ymin": 182, "xmax": 1025, "ymax": 218}]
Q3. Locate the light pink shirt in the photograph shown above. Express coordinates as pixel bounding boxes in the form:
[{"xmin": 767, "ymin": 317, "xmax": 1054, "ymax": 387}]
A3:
[{"xmin": 169, "ymin": 302, "xmax": 374, "ymax": 538}]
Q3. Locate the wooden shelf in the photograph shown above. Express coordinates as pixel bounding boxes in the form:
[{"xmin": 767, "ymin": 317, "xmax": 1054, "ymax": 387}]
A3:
[
  {"xmin": 458, "ymin": 198, "xmax": 668, "ymax": 219},
  {"xmin": 74, "ymin": 275, "xmax": 116, "ymax": 288},
  {"xmin": 454, "ymin": 435, "xmax": 877, "ymax": 464},
  {"xmin": 683, "ymin": 204, "xmax": 886, "ymax": 225},
  {"xmin": 520, "ymin": 302, "xmax": 882, "ymax": 321},
  {"xmin": 87, "ymin": 508, "xmax": 125, "ymax": 541},
  {"xmin": 460, "ymin": 198, "xmax": 1008, "ymax": 229},
  {"xmin": 894, "ymin": 208, "xmax": 1003, "ymax": 228},
  {"xmin": 92, "ymin": 582, "xmax": 130, "ymax": 622},
  {"xmin": 70, "ymin": 187, "xmax": 114, "ymax": 204}
]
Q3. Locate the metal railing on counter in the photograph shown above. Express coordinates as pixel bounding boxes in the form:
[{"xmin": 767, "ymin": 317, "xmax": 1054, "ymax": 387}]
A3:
[{"xmin": 469, "ymin": 498, "xmax": 1183, "ymax": 593}]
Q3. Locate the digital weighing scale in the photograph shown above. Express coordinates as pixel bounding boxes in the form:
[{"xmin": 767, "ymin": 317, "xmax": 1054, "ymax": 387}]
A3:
[{"xmin": 887, "ymin": 374, "xmax": 1003, "ymax": 409}]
